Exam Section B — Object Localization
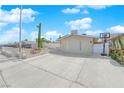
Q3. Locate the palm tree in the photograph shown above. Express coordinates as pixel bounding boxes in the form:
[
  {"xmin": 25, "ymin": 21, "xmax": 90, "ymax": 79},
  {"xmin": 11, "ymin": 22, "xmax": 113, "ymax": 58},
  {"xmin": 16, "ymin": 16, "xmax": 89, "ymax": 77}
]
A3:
[{"xmin": 117, "ymin": 36, "xmax": 124, "ymax": 49}]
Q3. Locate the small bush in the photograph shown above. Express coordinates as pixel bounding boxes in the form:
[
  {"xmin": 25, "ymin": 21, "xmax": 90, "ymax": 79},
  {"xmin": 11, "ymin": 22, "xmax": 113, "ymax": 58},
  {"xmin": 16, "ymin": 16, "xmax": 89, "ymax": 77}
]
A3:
[{"xmin": 110, "ymin": 49, "xmax": 124, "ymax": 65}]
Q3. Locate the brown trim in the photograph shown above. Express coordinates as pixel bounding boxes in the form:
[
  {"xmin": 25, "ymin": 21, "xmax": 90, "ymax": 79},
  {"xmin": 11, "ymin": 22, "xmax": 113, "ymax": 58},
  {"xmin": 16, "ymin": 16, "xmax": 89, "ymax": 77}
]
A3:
[{"xmin": 93, "ymin": 42, "xmax": 103, "ymax": 44}]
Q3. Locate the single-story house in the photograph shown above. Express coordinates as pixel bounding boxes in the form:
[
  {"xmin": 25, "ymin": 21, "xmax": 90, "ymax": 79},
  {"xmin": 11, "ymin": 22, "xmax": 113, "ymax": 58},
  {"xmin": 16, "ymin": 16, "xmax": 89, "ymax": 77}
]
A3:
[{"xmin": 59, "ymin": 30, "xmax": 94, "ymax": 54}]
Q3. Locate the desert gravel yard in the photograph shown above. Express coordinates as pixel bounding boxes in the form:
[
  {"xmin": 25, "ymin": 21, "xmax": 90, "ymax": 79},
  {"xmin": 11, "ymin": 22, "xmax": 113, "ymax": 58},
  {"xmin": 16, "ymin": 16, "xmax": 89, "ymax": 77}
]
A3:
[{"xmin": 1, "ymin": 50, "xmax": 124, "ymax": 88}]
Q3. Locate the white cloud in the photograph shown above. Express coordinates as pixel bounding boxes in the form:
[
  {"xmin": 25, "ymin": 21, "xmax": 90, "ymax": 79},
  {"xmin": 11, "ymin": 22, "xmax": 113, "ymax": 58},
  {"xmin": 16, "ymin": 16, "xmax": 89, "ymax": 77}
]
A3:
[
  {"xmin": 0, "ymin": 8, "xmax": 38, "ymax": 23},
  {"xmin": 76, "ymin": 5, "xmax": 110, "ymax": 10},
  {"xmin": 62, "ymin": 8, "xmax": 80, "ymax": 14},
  {"xmin": 85, "ymin": 30, "xmax": 103, "ymax": 36},
  {"xmin": 82, "ymin": 9, "xmax": 89, "ymax": 14},
  {"xmin": 62, "ymin": 5, "xmax": 111, "ymax": 14},
  {"xmin": 30, "ymin": 31, "xmax": 38, "ymax": 40},
  {"xmin": 87, "ymin": 5, "xmax": 110, "ymax": 10},
  {"xmin": 65, "ymin": 18, "xmax": 92, "ymax": 30},
  {"xmin": 0, "ymin": 7, "xmax": 39, "ymax": 43},
  {"xmin": 84, "ymin": 25, "xmax": 124, "ymax": 37},
  {"xmin": 107, "ymin": 25, "xmax": 124, "ymax": 33},
  {"xmin": 0, "ymin": 22, "xmax": 8, "ymax": 29},
  {"xmin": 0, "ymin": 27, "xmax": 26, "ymax": 44},
  {"xmin": 85, "ymin": 25, "xmax": 124, "ymax": 36},
  {"xmin": 75, "ymin": 5, "xmax": 84, "ymax": 9},
  {"xmin": 45, "ymin": 31, "xmax": 62, "ymax": 40},
  {"xmin": 30, "ymin": 31, "xmax": 47, "ymax": 41}
]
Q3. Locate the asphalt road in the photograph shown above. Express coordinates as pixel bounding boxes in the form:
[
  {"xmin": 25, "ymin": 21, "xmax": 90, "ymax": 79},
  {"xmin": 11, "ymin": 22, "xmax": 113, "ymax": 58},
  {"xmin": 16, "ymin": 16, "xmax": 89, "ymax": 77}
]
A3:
[{"xmin": 0, "ymin": 50, "xmax": 124, "ymax": 88}]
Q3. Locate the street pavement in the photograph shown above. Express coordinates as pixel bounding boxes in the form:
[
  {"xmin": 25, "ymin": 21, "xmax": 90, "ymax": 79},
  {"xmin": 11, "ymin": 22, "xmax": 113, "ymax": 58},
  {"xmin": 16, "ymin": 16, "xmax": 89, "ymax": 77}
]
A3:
[{"xmin": 0, "ymin": 50, "xmax": 124, "ymax": 88}]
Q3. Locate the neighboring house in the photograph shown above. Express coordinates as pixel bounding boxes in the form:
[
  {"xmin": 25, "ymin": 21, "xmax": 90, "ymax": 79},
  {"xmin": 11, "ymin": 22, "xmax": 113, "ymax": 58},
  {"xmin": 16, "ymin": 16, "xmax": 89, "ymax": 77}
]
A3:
[
  {"xmin": 59, "ymin": 30, "xmax": 94, "ymax": 54},
  {"xmin": 109, "ymin": 34, "xmax": 124, "ymax": 49}
]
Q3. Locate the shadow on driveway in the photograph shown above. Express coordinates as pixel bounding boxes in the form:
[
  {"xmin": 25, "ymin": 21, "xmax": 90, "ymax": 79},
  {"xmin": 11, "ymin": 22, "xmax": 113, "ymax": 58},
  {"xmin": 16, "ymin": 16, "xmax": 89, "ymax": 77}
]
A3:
[
  {"xmin": 49, "ymin": 48, "xmax": 110, "ymax": 59},
  {"xmin": 49, "ymin": 48, "xmax": 123, "ymax": 68}
]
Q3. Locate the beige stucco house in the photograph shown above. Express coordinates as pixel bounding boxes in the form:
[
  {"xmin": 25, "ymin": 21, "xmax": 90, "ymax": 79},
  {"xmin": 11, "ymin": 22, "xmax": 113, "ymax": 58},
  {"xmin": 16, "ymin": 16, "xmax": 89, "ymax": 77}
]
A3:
[{"xmin": 59, "ymin": 30, "xmax": 94, "ymax": 54}]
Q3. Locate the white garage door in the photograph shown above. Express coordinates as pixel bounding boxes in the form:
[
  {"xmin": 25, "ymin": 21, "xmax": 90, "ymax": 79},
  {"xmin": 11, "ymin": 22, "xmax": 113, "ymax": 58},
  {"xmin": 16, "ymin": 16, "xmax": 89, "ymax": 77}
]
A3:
[
  {"xmin": 81, "ymin": 39, "xmax": 93, "ymax": 54},
  {"xmin": 67, "ymin": 38, "xmax": 80, "ymax": 53}
]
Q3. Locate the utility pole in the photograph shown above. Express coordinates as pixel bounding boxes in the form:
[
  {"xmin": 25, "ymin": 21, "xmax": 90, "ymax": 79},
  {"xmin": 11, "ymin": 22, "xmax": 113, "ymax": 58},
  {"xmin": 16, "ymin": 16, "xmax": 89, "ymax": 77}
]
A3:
[{"xmin": 19, "ymin": 5, "xmax": 22, "ymax": 59}]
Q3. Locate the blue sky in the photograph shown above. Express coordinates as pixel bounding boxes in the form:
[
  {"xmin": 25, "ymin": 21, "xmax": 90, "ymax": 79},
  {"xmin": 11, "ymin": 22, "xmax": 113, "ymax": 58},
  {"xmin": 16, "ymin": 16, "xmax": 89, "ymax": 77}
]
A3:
[{"xmin": 0, "ymin": 5, "xmax": 124, "ymax": 44}]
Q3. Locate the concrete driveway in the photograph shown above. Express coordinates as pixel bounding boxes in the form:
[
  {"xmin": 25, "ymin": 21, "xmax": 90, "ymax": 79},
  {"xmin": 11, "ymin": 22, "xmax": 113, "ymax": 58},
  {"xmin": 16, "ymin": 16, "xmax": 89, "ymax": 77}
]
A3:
[{"xmin": 1, "ymin": 50, "xmax": 124, "ymax": 88}]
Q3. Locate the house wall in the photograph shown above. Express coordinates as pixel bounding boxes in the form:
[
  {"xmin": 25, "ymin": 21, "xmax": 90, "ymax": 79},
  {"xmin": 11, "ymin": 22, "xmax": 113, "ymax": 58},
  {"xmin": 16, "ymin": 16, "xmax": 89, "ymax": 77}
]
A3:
[
  {"xmin": 60, "ymin": 36, "xmax": 93, "ymax": 54},
  {"xmin": 80, "ymin": 38, "xmax": 93, "ymax": 54}
]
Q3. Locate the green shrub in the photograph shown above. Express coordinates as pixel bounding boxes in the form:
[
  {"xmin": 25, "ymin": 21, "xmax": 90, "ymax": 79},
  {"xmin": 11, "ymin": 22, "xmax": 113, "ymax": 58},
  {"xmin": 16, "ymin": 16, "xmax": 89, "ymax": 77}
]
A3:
[{"xmin": 110, "ymin": 49, "xmax": 124, "ymax": 64}]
